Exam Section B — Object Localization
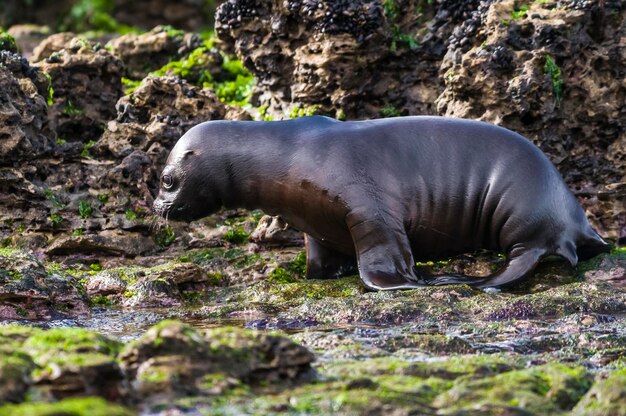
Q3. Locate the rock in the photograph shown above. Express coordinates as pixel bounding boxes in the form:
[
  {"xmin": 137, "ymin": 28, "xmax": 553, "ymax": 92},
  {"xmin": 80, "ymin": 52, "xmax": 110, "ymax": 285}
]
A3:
[
  {"xmin": 0, "ymin": 29, "xmax": 18, "ymax": 53},
  {"xmin": 30, "ymin": 32, "xmax": 75, "ymax": 62},
  {"xmin": 45, "ymin": 231, "xmax": 156, "ymax": 257},
  {"xmin": 84, "ymin": 271, "xmax": 127, "ymax": 297},
  {"xmin": 122, "ymin": 276, "xmax": 183, "ymax": 308},
  {"xmin": 0, "ymin": 52, "xmax": 52, "ymax": 165},
  {"xmin": 572, "ymin": 369, "xmax": 626, "ymax": 416},
  {"xmin": 35, "ymin": 37, "xmax": 124, "ymax": 142},
  {"xmin": 119, "ymin": 320, "xmax": 315, "ymax": 398},
  {"xmin": 106, "ymin": 26, "xmax": 204, "ymax": 79},
  {"xmin": 250, "ymin": 215, "xmax": 304, "ymax": 247},
  {"xmin": 215, "ymin": 0, "xmax": 434, "ymax": 118},
  {"xmin": 0, "ymin": 249, "xmax": 89, "ymax": 320},
  {"xmin": 584, "ymin": 253, "xmax": 626, "ymax": 288},
  {"xmin": 0, "ymin": 351, "xmax": 34, "ymax": 404},
  {"xmin": 0, "ymin": 397, "xmax": 134, "ymax": 416},
  {"xmin": 94, "ymin": 76, "xmax": 227, "ymax": 162},
  {"xmin": 21, "ymin": 327, "xmax": 124, "ymax": 401},
  {"xmin": 433, "ymin": 363, "xmax": 593, "ymax": 414}
]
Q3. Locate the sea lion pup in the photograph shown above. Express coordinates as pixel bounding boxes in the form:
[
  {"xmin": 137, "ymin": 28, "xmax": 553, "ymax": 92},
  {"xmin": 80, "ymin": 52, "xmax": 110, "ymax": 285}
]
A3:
[{"xmin": 153, "ymin": 116, "xmax": 610, "ymax": 290}]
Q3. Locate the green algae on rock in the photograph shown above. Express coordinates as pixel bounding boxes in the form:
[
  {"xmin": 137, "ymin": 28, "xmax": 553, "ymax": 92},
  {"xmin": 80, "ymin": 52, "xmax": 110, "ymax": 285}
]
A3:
[
  {"xmin": 0, "ymin": 350, "xmax": 35, "ymax": 404},
  {"xmin": 119, "ymin": 320, "xmax": 314, "ymax": 397},
  {"xmin": 433, "ymin": 363, "xmax": 593, "ymax": 414},
  {"xmin": 0, "ymin": 396, "xmax": 134, "ymax": 416},
  {"xmin": 0, "ymin": 30, "xmax": 18, "ymax": 53},
  {"xmin": 573, "ymin": 369, "xmax": 626, "ymax": 416},
  {"xmin": 0, "ymin": 249, "xmax": 89, "ymax": 320}
]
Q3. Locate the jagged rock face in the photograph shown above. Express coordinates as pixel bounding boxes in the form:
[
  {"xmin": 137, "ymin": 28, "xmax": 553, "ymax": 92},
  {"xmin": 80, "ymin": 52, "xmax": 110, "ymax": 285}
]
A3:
[
  {"xmin": 215, "ymin": 0, "xmax": 481, "ymax": 118},
  {"xmin": 30, "ymin": 32, "xmax": 75, "ymax": 62},
  {"xmin": 35, "ymin": 37, "xmax": 124, "ymax": 142},
  {"xmin": 215, "ymin": 0, "xmax": 418, "ymax": 117},
  {"xmin": 0, "ymin": 51, "xmax": 52, "ymax": 165},
  {"xmin": 435, "ymin": 0, "xmax": 625, "ymax": 239},
  {"xmin": 106, "ymin": 26, "xmax": 204, "ymax": 79}
]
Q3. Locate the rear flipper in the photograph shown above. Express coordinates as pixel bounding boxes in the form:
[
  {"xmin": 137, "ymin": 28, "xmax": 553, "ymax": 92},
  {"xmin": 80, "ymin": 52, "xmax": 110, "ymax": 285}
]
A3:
[{"xmin": 417, "ymin": 247, "xmax": 546, "ymax": 290}]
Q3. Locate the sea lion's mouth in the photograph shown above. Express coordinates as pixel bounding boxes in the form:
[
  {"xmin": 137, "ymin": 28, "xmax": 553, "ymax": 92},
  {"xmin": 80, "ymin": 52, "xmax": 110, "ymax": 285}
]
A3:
[{"xmin": 153, "ymin": 198, "xmax": 173, "ymax": 220}]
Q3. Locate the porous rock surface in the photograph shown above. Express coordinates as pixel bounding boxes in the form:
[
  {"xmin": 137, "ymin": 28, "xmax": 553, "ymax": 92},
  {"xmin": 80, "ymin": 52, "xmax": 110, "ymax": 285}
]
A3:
[
  {"xmin": 106, "ymin": 25, "xmax": 204, "ymax": 79},
  {"xmin": 35, "ymin": 37, "xmax": 124, "ymax": 141}
]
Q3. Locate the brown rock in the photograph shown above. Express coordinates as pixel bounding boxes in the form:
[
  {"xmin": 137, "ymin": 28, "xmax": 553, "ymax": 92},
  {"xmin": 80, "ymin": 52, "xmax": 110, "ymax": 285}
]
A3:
[
  {"xmin": 94, "ymin": 75, "xmax": 228, "ymax": 169},
  {"xmin": 30, "ymin": 32, "xmax": 76, "ymax": 62},
  {"xmin": 36, "ymin": 37, "xmax": 124, "ymax": 142},
  {"xmin": 250, "ymin": 215, "xmax": 304, "ymax": 247},
  {"xmin": 106, "ymin": 26, "xmax": 204, "ymax": 79}
]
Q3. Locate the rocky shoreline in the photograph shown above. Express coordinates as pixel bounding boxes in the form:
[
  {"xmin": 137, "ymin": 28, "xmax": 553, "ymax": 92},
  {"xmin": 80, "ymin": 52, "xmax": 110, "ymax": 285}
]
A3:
[{"xmin": 0, "ymin": 0, "xmax": 625, "ymax": 414}]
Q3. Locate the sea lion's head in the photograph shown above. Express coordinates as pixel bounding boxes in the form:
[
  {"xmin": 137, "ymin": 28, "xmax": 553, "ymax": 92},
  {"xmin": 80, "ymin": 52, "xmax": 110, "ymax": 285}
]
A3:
[{"xmin": 153, "ymin": 126, "xmax": 222, "ymax": 222}]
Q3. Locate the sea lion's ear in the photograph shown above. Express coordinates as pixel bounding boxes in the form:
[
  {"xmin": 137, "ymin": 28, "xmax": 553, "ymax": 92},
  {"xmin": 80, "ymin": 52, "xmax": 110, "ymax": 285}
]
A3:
[{"xmin": 183, "ymin": 150, "xmax": 195, "ymax": 159}]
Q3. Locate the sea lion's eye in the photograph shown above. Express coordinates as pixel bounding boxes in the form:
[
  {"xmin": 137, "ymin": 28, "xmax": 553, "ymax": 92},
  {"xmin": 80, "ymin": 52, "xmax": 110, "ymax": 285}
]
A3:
[{"xmin": 162, "ymin": 174, "xmax": 173, "ymax": 189}]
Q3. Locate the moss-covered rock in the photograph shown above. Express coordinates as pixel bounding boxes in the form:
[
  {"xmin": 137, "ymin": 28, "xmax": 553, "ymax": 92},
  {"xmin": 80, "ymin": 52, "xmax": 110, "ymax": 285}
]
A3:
[
  {"xmin": 572, "ymin": 369, "xmax": 626, "ymax": 416},
  {"xmin": 0, "ymin": 350, "xmax": 35, "ymax": 404},
  {"xmin": 23, "ymin": 327, "xmax": 124, "ymax": 400},
  {"xmin": 434, "ymin": 363, "xmax": 592, "ymax": 414},
  {"xmin": 119, "ymin": 320, "xmax": 315, "ymax": 400},
  {"xmin": 0, "ymin": 396, "xmax": 134, "ymax": 416},
  {"xmin": 0, "ymin": 30, "xmax": 18, "ymax": 53}
]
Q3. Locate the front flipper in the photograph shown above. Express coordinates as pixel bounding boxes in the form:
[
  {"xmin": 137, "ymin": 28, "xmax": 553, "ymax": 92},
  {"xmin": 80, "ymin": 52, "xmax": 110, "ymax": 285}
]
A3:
[
  {"xmin": 305, "ymin": 234, "xmax": 357, "ymax": 279},
  {"xmin": 418, "ymin": 247, "xmax": 546, "ymax": 289},
  {"xmin": 347, "ymin": 213, "xmax": 425, "ymax": 290}
]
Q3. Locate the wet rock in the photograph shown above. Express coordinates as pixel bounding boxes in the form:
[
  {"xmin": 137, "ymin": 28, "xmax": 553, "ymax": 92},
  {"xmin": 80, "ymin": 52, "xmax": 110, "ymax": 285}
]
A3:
[
  {"xmin": 84, "ymin": 271, "xmax": 127, "ymax": 297},
  {"xmin": 0, "ymin": 396, "xmax": 134, "ymax": 415},
  {"xmin": 572, "ymin": 369, "xmax": 626, "ymax": 416},
  {"xmin": 434, "ymin": 363, "xmax": 592, "ymax": 414},
  {"xmin": 0, "ymin": 249, "xmax": 89, "ymax": 320},
  {"xmin": 30, "ymin": 32, "xmax": 75, "ymax": 62},
  {"xmin": 106, "ymin": 26, "xmax": 203, "ymax": 79},
  {"xmin": 22, "ymin": 327, "xmax": 124, "ymax": 401},
  {"xmin": 119, "ymin": 320, "xmax": 314, "ymax": 399},
  {"xmin": 36, "ymin": 37, "xmax": 124, "ymax": 142},
  {"xmin": 123, "ymin": 276, "xmax": 183, "ymax": 308},
  {"xmin": 250, "ymin": 215, "xmax": 304, "ymax": 247},
  {"xmin": 583, "ymin": 251, "xmax": 626, "ymax": 287},
  {"xmin": 45, "ymin": 231, "xmax": 156, "ymax": 257},
  {"xmin": 83, "ymin": 262, "xmax": 219, "ymax": 307}
]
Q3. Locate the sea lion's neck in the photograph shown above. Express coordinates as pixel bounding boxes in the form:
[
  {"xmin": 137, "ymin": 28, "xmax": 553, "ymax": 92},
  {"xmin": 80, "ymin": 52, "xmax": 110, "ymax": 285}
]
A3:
[{"xmin": 217, "ymin": 124, "xmax": 294, "ymax": 215}]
